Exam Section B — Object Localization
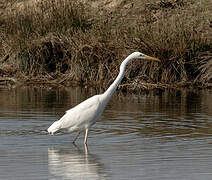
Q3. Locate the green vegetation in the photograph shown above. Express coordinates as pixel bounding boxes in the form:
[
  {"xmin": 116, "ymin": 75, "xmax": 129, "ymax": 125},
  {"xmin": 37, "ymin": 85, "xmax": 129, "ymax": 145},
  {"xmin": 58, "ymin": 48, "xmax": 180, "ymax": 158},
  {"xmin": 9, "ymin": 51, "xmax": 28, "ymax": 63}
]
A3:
[{"xmin": 0, "ymin": 0, "xmax": 211, "ymax": 90}]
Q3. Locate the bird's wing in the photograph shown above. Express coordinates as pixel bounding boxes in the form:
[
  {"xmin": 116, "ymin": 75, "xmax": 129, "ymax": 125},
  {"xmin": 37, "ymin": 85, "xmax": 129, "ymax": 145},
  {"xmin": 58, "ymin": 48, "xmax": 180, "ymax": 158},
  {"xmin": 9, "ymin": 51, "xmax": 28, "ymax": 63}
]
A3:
[{"xmin": 59, "ymin": 95, "xmax": 102, "ymax": 130}]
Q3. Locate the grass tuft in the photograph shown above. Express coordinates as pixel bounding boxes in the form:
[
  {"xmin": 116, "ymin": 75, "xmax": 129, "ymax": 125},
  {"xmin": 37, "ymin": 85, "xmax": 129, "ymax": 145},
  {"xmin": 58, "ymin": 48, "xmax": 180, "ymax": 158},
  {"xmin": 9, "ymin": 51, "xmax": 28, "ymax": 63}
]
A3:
[{"xmin": 0, "ymin": 0, "xmax": 211, "ymax": 89}]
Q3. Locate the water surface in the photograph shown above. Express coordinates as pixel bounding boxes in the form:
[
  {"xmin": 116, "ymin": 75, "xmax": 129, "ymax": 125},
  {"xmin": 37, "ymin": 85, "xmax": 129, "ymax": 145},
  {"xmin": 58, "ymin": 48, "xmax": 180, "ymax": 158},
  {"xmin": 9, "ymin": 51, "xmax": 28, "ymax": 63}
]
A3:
[{"xmin": 0, "ymin": 86, "xmax": 212, "ymax": 180}]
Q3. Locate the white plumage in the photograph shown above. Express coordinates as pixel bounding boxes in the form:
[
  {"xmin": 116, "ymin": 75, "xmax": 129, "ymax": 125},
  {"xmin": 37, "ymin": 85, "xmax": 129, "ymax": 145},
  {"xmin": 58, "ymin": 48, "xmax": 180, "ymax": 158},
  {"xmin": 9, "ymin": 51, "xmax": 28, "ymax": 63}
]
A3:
[
  {"xmin": 47, "ymin": 52, "xmax": 160, "ymax": 144},
  {"xmin": 48, "ymin": 95, "xmax": 104, "ymax": 134}
]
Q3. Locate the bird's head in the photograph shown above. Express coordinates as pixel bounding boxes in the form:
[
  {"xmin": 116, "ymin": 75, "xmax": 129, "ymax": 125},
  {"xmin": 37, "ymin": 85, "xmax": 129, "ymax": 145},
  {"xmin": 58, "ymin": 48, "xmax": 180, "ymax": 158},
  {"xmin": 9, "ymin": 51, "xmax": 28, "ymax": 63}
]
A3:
[{"xmin": 129, "ymin": 52, "xmax": 160, "ymax": 62}]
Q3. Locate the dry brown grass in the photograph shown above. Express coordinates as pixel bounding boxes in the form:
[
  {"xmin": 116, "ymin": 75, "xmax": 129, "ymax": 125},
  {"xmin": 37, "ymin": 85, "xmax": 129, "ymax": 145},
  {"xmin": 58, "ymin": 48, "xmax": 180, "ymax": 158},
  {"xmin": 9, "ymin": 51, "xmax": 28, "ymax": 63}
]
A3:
[{"xmin": 0, "ymin": 0, "xmax": 211, "ymax": 90}]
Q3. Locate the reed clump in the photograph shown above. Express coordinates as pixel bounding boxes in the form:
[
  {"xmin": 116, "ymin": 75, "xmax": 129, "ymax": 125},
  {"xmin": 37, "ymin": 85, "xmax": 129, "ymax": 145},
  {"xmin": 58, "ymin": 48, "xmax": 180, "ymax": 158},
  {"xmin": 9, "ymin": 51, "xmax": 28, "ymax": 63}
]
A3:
[{"xmin": 0, "ymin": 0, "xmax": 211, "ymax": 90}]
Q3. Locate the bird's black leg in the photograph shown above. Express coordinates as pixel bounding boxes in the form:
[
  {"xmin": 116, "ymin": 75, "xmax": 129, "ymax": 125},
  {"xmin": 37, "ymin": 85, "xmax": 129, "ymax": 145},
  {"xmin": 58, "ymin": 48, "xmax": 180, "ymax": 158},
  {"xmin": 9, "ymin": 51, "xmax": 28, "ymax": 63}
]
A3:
[{"xmin": 72, "ymin": 131, "xmax": 81, "ymax": 144}]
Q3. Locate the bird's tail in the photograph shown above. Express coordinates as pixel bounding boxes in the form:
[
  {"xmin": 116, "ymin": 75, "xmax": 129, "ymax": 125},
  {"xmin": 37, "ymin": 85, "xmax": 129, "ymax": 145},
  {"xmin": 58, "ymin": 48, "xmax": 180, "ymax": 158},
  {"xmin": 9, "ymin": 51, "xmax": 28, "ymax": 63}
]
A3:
[{"xmin": 47, "ymin": 120, "xmax": 61, "ymax": 135}]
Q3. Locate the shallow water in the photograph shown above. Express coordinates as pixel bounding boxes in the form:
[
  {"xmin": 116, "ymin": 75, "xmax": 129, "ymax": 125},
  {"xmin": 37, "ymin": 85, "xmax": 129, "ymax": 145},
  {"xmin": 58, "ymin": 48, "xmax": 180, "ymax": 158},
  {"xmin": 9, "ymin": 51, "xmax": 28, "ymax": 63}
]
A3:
[{"xmin": 0, "ymin": 86, "xmax": 212, "ymax": 180}]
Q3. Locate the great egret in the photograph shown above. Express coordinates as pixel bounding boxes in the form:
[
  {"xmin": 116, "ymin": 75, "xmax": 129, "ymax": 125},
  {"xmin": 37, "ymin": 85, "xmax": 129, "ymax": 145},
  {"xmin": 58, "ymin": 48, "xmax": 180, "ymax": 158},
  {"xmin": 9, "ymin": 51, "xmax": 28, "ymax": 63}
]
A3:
[{"xmin": 48, "ymin": 52, "xmax": 160, "ymax": 144}]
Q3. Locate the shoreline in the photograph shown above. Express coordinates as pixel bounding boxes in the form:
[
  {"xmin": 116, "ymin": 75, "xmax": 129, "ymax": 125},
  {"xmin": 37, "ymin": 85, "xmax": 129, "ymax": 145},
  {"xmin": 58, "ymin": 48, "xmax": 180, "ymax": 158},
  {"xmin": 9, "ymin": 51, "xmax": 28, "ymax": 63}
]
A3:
[{"xmin": 0, "ymin": 75, "xmax": 211, "ymax": 92}]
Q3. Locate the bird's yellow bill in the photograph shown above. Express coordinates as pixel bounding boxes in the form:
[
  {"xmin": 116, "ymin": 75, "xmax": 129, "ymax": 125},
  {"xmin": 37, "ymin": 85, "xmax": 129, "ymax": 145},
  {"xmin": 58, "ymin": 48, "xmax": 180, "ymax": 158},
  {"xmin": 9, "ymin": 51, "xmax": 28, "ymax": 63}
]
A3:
[{"xmin": 146, "ymin": 55, "xmax": 160, "ymax": 62}]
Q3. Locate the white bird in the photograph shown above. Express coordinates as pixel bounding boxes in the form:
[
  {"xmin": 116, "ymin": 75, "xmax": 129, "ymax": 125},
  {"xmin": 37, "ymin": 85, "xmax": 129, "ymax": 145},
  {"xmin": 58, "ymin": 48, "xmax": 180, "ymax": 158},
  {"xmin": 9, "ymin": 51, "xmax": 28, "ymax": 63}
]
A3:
[{"xmin": 47, "ymin": 52, "xmax": 160, "ymax": 144}]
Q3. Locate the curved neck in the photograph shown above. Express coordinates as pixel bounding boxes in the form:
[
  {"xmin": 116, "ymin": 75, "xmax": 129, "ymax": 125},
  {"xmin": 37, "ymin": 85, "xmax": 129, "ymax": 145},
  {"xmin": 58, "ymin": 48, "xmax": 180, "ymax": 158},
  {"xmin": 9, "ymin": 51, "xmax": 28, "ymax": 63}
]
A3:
[{"xmin": 103, "ymin": 56, "xmax": 132, "ymax": 101}]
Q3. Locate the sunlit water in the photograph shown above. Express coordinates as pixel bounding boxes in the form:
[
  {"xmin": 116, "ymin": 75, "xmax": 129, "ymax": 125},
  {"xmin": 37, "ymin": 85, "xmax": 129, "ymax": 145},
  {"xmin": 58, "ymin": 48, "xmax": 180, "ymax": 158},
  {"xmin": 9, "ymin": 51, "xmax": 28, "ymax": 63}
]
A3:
[{"xmin": 0, "ymin": 86, "xmax": 212, "ymax": 180}]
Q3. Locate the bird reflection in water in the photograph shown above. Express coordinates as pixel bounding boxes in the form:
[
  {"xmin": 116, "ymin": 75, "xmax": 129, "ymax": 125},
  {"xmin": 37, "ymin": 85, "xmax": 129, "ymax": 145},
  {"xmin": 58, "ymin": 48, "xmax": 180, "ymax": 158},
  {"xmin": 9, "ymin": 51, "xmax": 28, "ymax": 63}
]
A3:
[{"xmin": 48, "ymin": 144, "xmax": 107, "ymax": 180}]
